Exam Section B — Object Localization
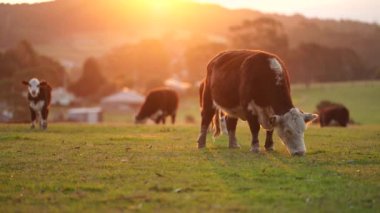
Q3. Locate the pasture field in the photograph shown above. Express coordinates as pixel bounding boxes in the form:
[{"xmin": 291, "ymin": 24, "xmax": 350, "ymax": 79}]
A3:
[
  {"xmin": 102, "ymin": 81, "xmax": 380, "ymax": 125},
  {"xmin": 0, "ymin": 123, "xmax": 379, "ymax": 212}
]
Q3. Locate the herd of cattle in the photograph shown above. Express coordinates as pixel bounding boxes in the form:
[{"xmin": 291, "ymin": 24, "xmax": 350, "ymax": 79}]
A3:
[{"xmin": 22, "ymin": 50, "xmax": 350, "ymax": 156}]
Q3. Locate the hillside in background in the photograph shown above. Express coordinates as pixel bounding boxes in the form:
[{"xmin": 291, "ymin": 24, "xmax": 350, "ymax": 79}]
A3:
[{"xmin": 0, "ymin": 0, "xmax": 379, "ymax": 69}]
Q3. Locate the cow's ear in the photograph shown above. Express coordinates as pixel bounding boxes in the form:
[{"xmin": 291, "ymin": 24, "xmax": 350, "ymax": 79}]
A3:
[
  {"xmin": 22, "ymin": 80, "xmax": 29, "ymax": 86},
  {"xmin": 269, "ymin": 115, "xmax": 281, "ymax": 127},
  {"xmin": 304, "ymin": 113, "xmax": 318, "ymax": 123},
  {"xmin": 39, "ymin": 81, "xmax": 47, "ymax": 86}
]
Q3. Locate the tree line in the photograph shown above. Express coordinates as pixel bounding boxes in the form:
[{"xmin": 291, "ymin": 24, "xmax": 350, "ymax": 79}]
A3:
[{"xmin": 0, "ymin": 17, "xmax": 379, "ymax": 121}]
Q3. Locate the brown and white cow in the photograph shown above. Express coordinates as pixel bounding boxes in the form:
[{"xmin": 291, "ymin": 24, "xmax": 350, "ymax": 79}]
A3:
[
  {"xmin": 135, "ymin": 88, "xmax": 178, "ymax": 124},
  {"xmin": 198, "ymin": 50, "xmax": 318, "ymax": 156},
  {"xmin": 22, "ymin": 78, "xmax": 52, "ymax": 129}
]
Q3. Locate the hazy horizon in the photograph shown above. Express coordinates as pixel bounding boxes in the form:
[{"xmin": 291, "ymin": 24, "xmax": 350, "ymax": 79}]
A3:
[{"xmin": 0, "ymin": 0, "xmax": 379, "ymax": 24}]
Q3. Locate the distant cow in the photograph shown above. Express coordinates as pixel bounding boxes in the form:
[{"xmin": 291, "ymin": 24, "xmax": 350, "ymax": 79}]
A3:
[
  {"xmin": 135, "ymin": 88, "xmax": 178, "ymax": 124},
  {"xmin": 319, "ymin": 105, "xmax": 349, "ymax": 127},
  {"xmin": 22, "ymin": 78, "xmax": 52, "ymax": 129},
  {"xmin": 198, "ymin": 50, "xmax": 318, "ymax": 156}
]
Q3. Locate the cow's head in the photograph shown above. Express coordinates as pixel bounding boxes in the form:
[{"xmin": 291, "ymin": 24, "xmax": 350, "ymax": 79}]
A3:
[
  {"xmin": 22, "ymin": 78, "xmax": 47, "ymax": 98},
  {"xmin": 134, "ymin": 113, "xmax": 147, "ymax": 124},
  {"xmin": 270, "ymin": 108, "xmax": 318, "ymax": 156}
]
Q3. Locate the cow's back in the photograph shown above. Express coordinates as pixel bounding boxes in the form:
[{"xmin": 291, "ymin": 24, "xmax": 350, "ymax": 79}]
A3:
[
  {"xmin": 207, "ymin": 50, "xmax": 291, "ymax": 113},
  {"xmin": 145, "ymin": 88, "xmax": 178, "ymax": 113}
]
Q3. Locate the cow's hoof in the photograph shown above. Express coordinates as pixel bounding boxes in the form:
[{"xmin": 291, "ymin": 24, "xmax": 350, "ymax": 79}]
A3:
[
  {"xmin": 30, "ymin": 125, "xmax": 35, "ymax": 129},
  {"xmin": 197, "ymin": 133, "xmax": 207, "ymax": 149},
  {"xmin": 229, "ymin": 143, "xmax": 241, "ymax": 149},
  {"xmin": 250, "ymin": 146, "xmax": 260, "ymax": 153},
  {"xmin": 198, "ymin": 143, "xmax": 206, "ymax": 149},
  {"xmin": 265, "ymin": 147, "xmax": 274, "ymax": 152}
]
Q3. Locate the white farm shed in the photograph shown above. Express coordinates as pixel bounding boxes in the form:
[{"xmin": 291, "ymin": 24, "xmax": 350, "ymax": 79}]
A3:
[
  {"xmin": 67, "ymin": 107, "xmax": 103, "ymax": 123},
  {"xmin": 100, "ymin": 88, "xmax": 145, "ymax": 112},
  {"xmin": 51, "ymin": 87, "xmax": 76, "ymax": 106}
]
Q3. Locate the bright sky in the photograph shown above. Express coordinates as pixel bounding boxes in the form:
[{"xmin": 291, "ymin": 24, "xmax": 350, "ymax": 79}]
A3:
[
  {"xmin": 0, "ymin": 0, "xmax": 51, "ymax": 3},
  {"xmin": 0, "ymin": 0, "xmax": 379, "ymax": 23},
  {"xmin": 195, "ymin": 0, "xmax": 380, "ymax": 23}
]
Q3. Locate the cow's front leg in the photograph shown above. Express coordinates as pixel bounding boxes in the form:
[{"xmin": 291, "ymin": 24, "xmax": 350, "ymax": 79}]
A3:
[
  {"xmin": 30, "ymin": 108, "xmax": 36, "ymax": 129},
  {"xmin": 41, "ymin": 108, "xmax": 49, "ymax": 130},
  {"xmin": 246, "ymin": 114, "xmax": 260, "ymax": 153},
  {"xmin": 171, "ymin": 113, "xmax": 176, "ymax": 124},
  {"xmin": 226, "ymin": 117, "xmax": 240, "ymax": 148},
  {"xmin": 265, "ymin": 130, "xmax": 274, "ymax": 151},
  {"xmin": 161, "ymin": 115, "xmax": 166, "ymax": 124}
]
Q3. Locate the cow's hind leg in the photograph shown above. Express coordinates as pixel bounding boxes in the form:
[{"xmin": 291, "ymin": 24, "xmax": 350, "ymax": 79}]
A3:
[
  {"xmin": 198, "ymin": 107, "xmax": 215, "ymax": 148},
  {"xmin": 226, "ymin": 117, "xmax": 240, "ymax": 148},
  {"xmin": 265, "ymin": 130, "xmax": 274, "ymax": 151},
  {"xmin": 171, "ymin": 113, "xmax": 176, "ymax": 124},
  {"xmin": 246, "ymin": 114, "xmax": 260, "ymax": 153},
  {"xmin": 161, "ymin": 116, "xmax": 166, "ymax": 124},
  {"xmin": 197, "ymin": 80, "xmax": 215, "ymax": 149}
]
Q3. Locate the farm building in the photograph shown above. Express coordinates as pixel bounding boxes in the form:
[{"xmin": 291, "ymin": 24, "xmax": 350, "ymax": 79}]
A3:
[
  {"xmin": 100, "ymin": 88, "xmax": 145, "ymax": 112},
  {"xmin": 67, "ymin": 107, "xmax": 103, "ymax": 123},
  {"xmin": 51, "ymin": 87, "xmax": 76, "ymax": 106},
  {"xmin": 164, "ymin": 78, "xmax": 191, "ymax": 93}
]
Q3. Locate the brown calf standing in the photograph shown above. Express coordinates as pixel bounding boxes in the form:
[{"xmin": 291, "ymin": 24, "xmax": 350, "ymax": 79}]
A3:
[{"xmin": 22, "ymin": 78, "xmax": 52, "ymax": 129}]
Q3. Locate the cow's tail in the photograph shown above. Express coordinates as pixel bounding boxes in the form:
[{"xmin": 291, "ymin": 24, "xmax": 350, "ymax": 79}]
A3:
[
  {"xmin": 212, "ymin": 110, "xmax": 229, "ymax": 137},
  {"xmin": 212, "ymin": 111, "xmax": 221, "ymax": 137}
]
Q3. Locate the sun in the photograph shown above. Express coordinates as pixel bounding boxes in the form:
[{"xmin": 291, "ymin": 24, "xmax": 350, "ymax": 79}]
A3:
[{"xmin": 133, "ymin": 0, "xmax": 186, "ymax": 14}]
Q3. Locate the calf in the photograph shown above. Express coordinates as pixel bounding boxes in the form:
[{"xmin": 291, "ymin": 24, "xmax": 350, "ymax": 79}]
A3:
[
  {"xmin": 319, "ymin": 105, "xmax": 349, "ymax": 127},
  {"xmin": 198, "ymin": 50, "xmax": 318, "ymax": 156},
  {"xmin": 135, "ymin": 88, "xmax": 178, "ymax": 124},
  {"xmin": 22, "ymin": 78, "xmax": 52, "ymax": 129}
]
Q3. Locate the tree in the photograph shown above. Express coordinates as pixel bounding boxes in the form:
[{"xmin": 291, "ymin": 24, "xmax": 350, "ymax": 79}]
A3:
[
  {"xmin": 101, "ymin": 39, "xmax": 170, "ymax": 90},
  {"xmin": 184, "ymin": 42, "xmax": 227, "ymax": 83},
  {"xmin": 69, "ymin": 57, "xmax": 115, "ymax": 100},
  {"xmin": 287, "ymin": 42, "xmax": 370, "ymax": 84},
  {"xmin": 229, "ymin": 17, "xmax": 289, "ymax": 57}
]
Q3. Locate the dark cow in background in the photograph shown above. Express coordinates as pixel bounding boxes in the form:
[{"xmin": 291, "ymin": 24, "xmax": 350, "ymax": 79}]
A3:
[
  {"xmin": 135, "ymin": 88, "xmax": 178, "ymax": 124},
  {"xmin": 198, "ymin": 50, "xmax": 318, "ymax": 156},
  {"xmin": 22, "ymin": 78, "xmax": 52, "ymax": 129},
  {"xmin": 315, "ymin": 100, "xmax": 350, "ymax": 127},
  {"xmin": 319, "ymin": 105, "xmax": 350, "ymax": 127}
]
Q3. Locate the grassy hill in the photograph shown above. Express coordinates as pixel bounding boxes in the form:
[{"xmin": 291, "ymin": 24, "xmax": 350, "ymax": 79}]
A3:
[{"xmin": 0, "ymin": 124, "xmax": 379, "ymax": 212}]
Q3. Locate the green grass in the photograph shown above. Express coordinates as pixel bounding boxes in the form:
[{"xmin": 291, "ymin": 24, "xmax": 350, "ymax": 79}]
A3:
[
  {"xmin": 0, "ymin": 123, "xmax": 379, "ymax": 212},
  {"xmin": 100, "ymin": 81, "xmax": 380, "ymax": 125}
]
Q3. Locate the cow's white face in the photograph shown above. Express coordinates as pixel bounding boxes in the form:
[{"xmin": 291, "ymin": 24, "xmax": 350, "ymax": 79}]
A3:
[
  {"xmin": 23, "ymin": 78, "xmax": 41, "ymax": 98},
  {"xmin": 271, "ymin": 108, "xmax": 318, "ymax": 156}
]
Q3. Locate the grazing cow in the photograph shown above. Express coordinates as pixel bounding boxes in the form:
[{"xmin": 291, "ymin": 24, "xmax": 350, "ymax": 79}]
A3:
[
  {"xmin": 22, "ymin": 78, "xmax": 52, "ymax": 129},
  {"xmin": 135, "ymin": 88, "xmax": 178, "ymax": 124},
  {"xmin": 319, "ymin": 105, "xmax": 349, "ymax": 127},
  {"xmin": 198, "ymin": 50, "xmax": 318, "ymax": 156}
]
